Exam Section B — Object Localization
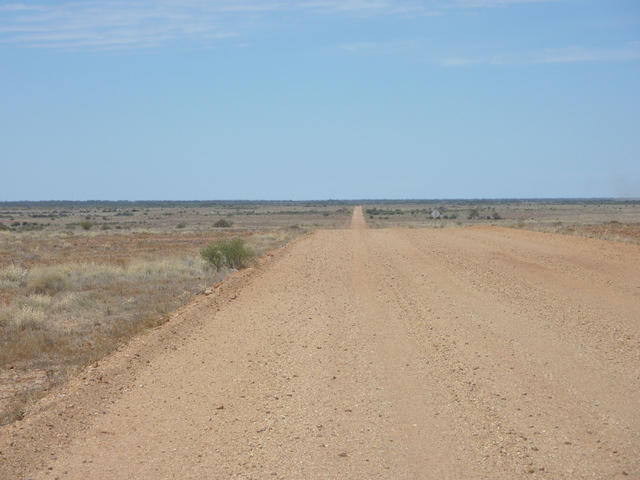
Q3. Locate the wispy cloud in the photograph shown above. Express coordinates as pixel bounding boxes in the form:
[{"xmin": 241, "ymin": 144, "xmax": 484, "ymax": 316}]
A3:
[
  {"xmin": 302, "ymin": 0, "xmax": 430, "ymax": 15},
  {"xmin": 442, "ymin": 43, "xmax": 640, "ymax": 66},
  {"xmin": 0, "ymin": 0, "xmax": 432, "ymax": 50},
  {"xmin": 451, "ymin": 0, "xmax": 552, "ymax": 7},
  {"xmin": 0, "ymin": 1, "xmax": 235, "ymax": 50},
  {"xmin": 0, "ymin": 3, "xmax": 45, "ymax": 12},
  {"xmin": 0, "ymin": 0, "xmax": 550, "ymax": 50},
  {"xmin": 532, "ymin": 44, "xmax": 640, "ymax": 64},
  {"xmin": 340, "ymin": 41, "xmax": 382, "ymax": 53},
  {"xmin": 339, "ymin": 39, "xmax": 418, "ymax": 54}
]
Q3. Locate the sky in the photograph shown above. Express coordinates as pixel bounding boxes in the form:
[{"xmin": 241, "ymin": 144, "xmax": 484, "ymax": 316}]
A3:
[{"xmin": 1, "ymin": 0, "xmax": 639, "ymax": 200}]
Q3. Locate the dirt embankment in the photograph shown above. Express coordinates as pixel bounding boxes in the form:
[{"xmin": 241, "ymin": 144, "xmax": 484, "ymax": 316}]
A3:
[{"xmin": 2, "ymin": 224, "xmax": 639, "ymax": 479}]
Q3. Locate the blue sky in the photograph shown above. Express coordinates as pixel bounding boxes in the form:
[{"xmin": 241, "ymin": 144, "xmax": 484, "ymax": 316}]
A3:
[{"xmin": 1, "ymin": 0, "xmax": 639, "ymax": 200}]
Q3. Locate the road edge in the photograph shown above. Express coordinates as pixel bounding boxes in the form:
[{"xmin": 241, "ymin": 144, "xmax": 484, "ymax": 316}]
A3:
[{"xmin": 0, "ymin": 231, "xmax": 315, "ymax": 479}]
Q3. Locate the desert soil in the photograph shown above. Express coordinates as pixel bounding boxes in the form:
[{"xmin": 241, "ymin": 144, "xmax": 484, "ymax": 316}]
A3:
[{"xmin": 2, "ymin": 208, "xmax": 639, "ymax": 479}]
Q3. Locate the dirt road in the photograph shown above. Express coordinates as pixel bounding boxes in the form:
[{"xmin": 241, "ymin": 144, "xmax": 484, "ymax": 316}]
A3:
[
  {"xmin": 3, "ymin": 215, "xmax": 640, "ymax": 479},
  {"xmin": 351, "ymin": 205, "xmax": 366, "ymax": 229}
]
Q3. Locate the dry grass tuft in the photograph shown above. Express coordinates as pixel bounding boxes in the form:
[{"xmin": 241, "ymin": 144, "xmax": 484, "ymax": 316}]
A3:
[
  {"xmin": 0, "ymin": 265, "xmax": 27, "ymax": 289},
  {"xmin": 27, "ymin": 271, "xmax": 67, "ymax": 295}
]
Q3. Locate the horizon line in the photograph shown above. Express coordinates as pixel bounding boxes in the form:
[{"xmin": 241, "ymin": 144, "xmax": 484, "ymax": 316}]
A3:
[{"xmin": 1, "ymin": 197, "xmax": 639, "ymax": 204}]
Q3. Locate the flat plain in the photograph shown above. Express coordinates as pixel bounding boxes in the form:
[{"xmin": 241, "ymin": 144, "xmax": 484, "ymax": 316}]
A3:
[{"xmin": 1, "ymin": 200, "xmax": 639, "ymax": 478}]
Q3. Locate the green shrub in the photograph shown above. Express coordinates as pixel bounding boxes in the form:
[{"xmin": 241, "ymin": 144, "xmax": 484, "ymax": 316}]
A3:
[
  {"xmin": 176, "ymin": 222, "xmax": 187, "ymax": 229},
  {"xmin": 79, "ymin": 221, "xmax": 93, "ymax": 230},
  {"xmin": 221, "ymin": 238, "xmax": 254, "ymax": 268},
  {"xmin": 200, "ymin": 238, "xmax": 254, "ymax": 270},
  {"xmin": 200, "ymin": 244, "xmax": 225, "ymax": 269},
  {"xmin": 214, "ymin": 219, "xmax": 232, "ymax": 228}
]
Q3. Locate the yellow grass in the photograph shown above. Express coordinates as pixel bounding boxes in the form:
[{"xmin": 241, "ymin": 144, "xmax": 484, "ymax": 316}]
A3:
[{"xmin": 0, "ymin": 257, "xmax": 212, "ymax": 424}]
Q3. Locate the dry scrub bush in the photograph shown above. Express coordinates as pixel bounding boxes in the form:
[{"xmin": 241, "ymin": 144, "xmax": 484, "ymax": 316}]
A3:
[{"xmin": 213, "ymin": 219, "xmax": 232, "ymax": 228}]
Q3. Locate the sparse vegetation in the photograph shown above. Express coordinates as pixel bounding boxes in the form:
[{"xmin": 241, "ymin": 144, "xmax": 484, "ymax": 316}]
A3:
[
  {"xmin": 0, "ymin": 216, "xmax": 303, "ymax": 425},
  {"xmin": 513, "ymin": 220, "xmax": 640, "ymax": 244},
  {"xmin": 0, "ymin": 258, "xmax": 210, "ymax": 424}
]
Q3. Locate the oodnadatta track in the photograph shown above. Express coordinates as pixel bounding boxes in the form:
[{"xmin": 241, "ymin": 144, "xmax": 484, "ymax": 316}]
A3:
[{"xmin": 2, "ymin": 211, "xmax": 639, "ymax": 479}]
